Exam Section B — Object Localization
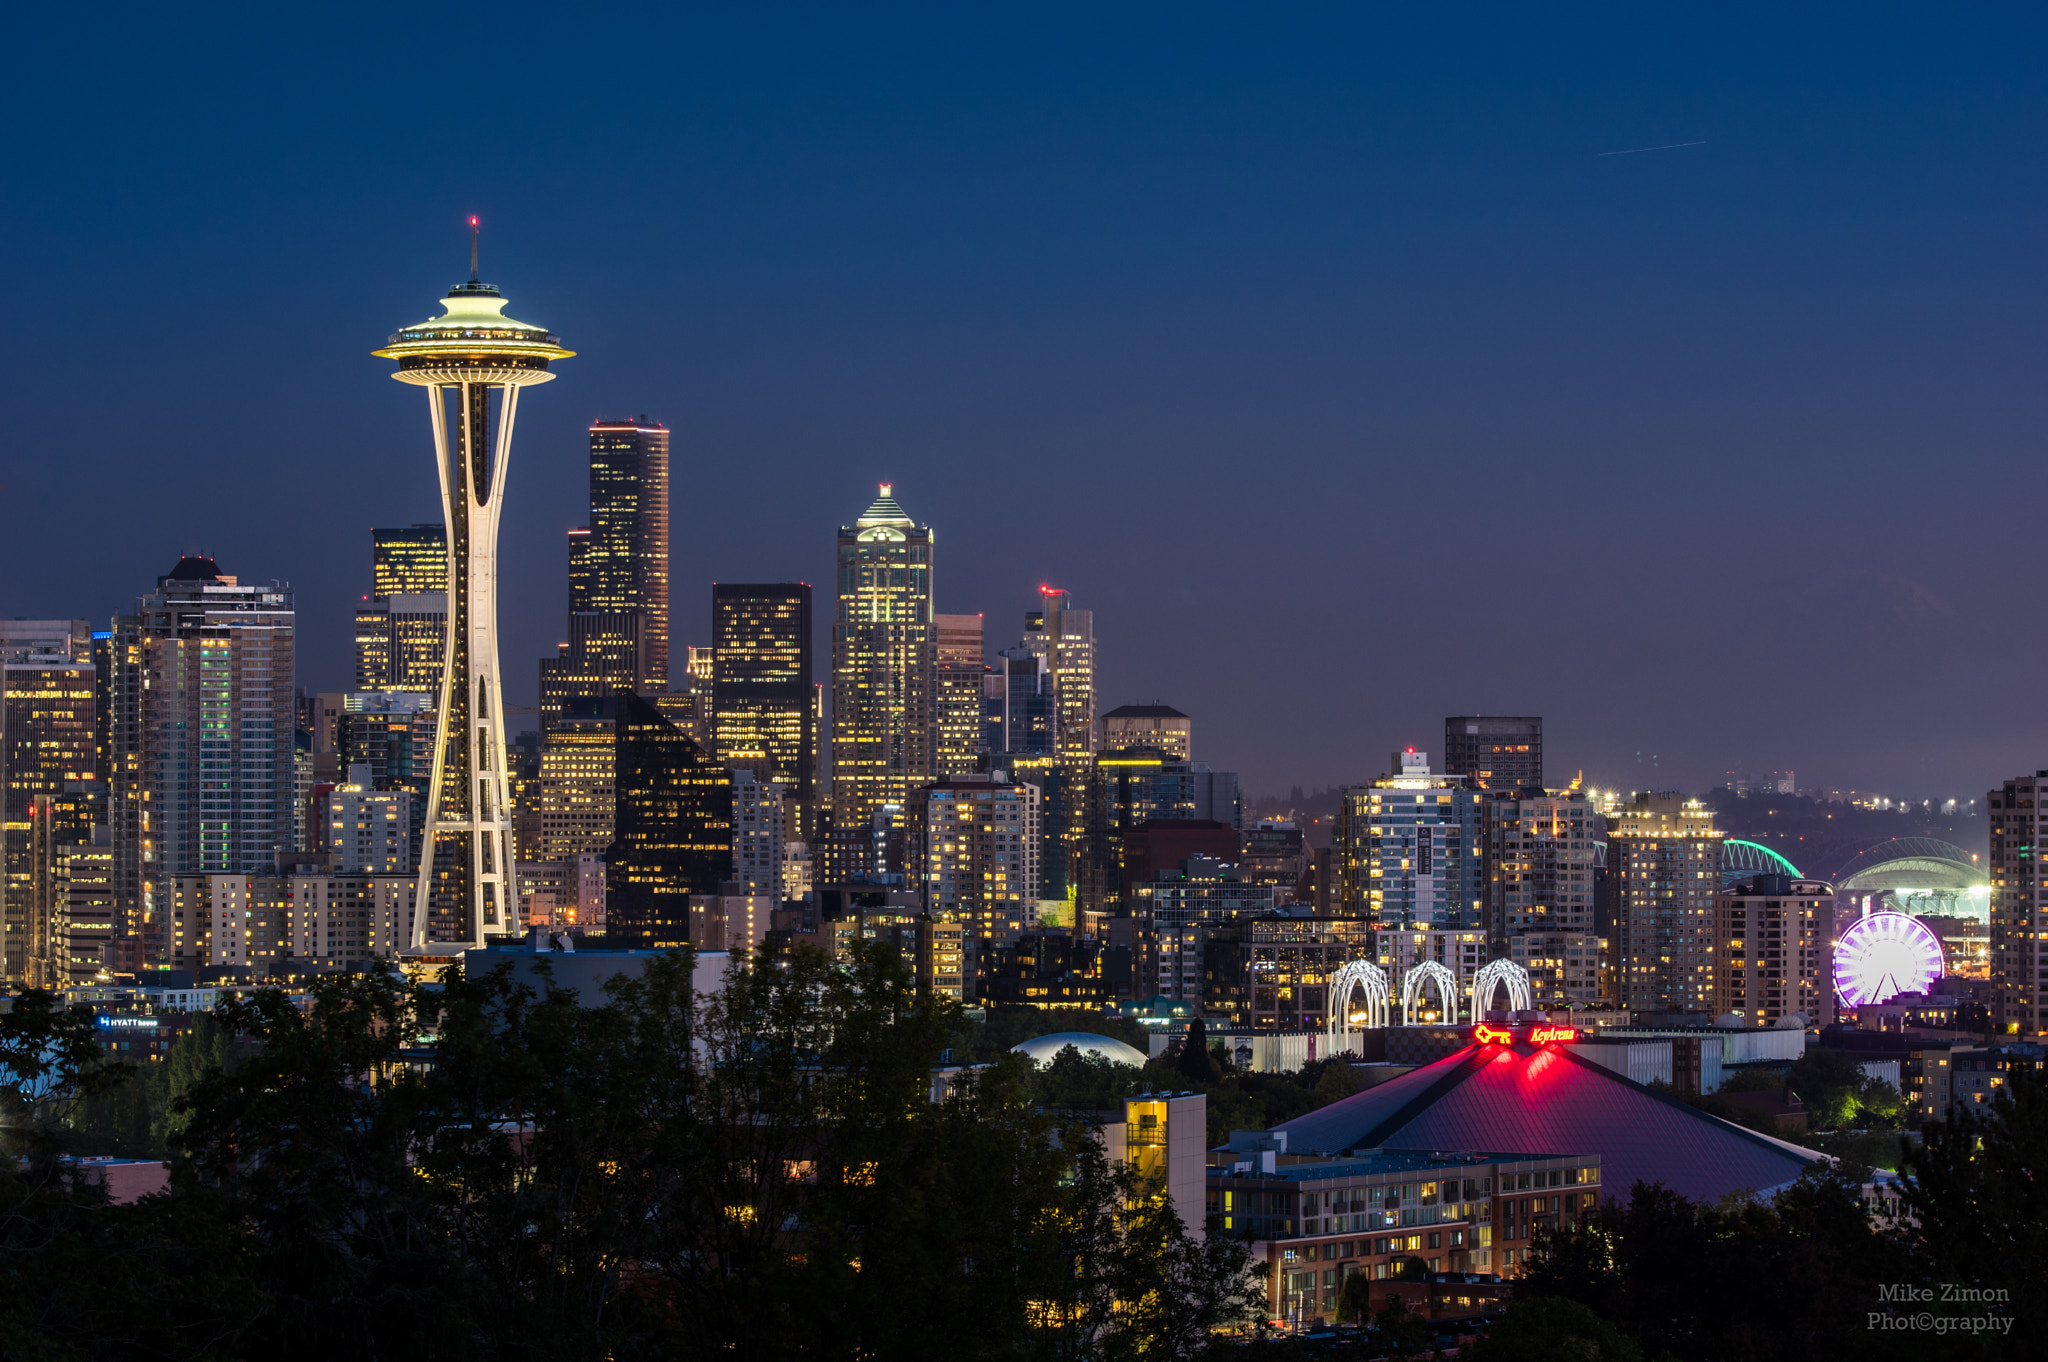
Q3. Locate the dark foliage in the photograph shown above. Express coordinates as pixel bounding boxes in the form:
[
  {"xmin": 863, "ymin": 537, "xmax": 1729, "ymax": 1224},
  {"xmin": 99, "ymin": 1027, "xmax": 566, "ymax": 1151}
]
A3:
[{"xmin": 0, "ymin": 948, "xmax": 1264, "ymax": 1361}]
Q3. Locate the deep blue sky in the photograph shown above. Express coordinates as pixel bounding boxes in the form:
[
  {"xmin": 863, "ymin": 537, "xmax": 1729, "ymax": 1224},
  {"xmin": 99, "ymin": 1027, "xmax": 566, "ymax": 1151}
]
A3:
[{"xmin": 4, "ymin": 5, "xmax": 2044, "ymax": 800}]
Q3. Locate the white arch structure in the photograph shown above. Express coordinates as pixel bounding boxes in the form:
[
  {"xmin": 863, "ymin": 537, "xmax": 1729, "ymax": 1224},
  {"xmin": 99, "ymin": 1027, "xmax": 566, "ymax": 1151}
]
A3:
[
  {"xmin": 1470, "ymin": 959, "xmax": 1533, "ymax": 1017},
  {"xmin": 1324, "ymin": 959, "xmax": 1392, "ymax": 1045},
  {"xmin": 1400, "ymin": 960, "xmax": 1460, "ymax": 1026}
]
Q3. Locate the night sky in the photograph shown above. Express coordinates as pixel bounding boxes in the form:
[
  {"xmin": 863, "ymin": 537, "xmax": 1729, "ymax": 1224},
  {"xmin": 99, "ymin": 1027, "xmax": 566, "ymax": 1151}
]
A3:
[{"xmin": 4, "ymin": 5, "xmax": 2044, "ymax": 800}]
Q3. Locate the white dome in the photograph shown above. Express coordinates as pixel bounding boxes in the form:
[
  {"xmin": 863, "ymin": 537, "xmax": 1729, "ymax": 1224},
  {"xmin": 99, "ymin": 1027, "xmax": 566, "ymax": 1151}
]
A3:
[
  {"xmin": 1716, "ymin": 1012, "xmax": 1745, "ymax": 1027},
  {"xmin": 1011, "ymin": 1032, "xmax": 1149, "ymax": 1068}
]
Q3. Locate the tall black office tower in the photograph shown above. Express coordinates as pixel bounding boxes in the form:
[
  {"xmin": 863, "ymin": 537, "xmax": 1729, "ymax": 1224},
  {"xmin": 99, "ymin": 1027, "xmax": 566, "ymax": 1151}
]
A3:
[
  {"xmin": 540, "ymin": 418, "xmax": 671, "ymax": 729},
  {"xmin": 604, "ymin": 695, "xmax": 731, "ymax": 948},
  {"xmin": 1443, "ymin": 716, "xmax": 1542, "ymax": 791}
]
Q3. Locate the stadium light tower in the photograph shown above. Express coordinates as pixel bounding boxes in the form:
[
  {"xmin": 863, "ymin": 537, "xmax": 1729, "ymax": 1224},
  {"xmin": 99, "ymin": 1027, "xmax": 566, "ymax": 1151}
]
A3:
[{"xmin": 373, "ymin": 220, "xmax": 573, "ymax": 952}]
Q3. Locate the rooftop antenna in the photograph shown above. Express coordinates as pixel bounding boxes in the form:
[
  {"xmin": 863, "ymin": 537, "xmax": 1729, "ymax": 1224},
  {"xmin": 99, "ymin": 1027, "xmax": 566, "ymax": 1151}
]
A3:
[{"xmin": 468, "ymin": 216, "xmax": 480, "ymax": 283}]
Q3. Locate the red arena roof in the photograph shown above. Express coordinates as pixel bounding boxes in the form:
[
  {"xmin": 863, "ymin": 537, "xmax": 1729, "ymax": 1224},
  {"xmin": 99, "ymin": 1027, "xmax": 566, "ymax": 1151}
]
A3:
[{"xmin": 1272, "ymin": 1038, "xmax": 1824, "ymax": 1203}]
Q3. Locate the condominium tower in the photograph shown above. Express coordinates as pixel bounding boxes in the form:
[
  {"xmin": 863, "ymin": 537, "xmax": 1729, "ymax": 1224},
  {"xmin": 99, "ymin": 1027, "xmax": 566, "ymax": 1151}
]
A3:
[
  {"xmin": 1606, "ymin": 792, "xmax": 1724, "ymax": 1013},
  {"xmin": 1989, "ymin": 772, "xmax": 2048, "ymax": 1037},
  {"xmin": 107, "ymin": 557, "xmax": 296, "ymax": 968}
]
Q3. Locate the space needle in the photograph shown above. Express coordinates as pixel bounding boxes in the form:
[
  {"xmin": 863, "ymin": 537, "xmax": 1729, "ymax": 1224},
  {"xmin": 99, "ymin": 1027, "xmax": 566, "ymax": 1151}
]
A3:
[{"xmin": 374, "ymin": 221, "xmax": 573, "ymax": 952}]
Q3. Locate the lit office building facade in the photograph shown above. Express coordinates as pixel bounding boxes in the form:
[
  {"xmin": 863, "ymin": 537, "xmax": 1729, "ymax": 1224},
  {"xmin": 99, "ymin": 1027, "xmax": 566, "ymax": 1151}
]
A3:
[
  {"xmin": 605, "ymin": 695, "xmax": 732, "ymax": 948},
  {"xmin": 1, "ymin": 624, "xmax": 97, "ymax": 983},
  {"xmin": 354, "ymin": 593, "xmax": 447, "ymax": 691},
  {"xmin": 529, "ymin": 712, "xmax": 616, "ymax": 866},
  {"xmin": 712, "ymin": 582, "xmax": 814, "ymax": 800},
  {"xmin": 1442, "ymin": 716, "xmax": 1542, "ymax": 791},
  {"xmin": 1606, "ymin": 793, "xmax": 1723, "ymax": 1014},
  {"xmin": 372, "ymin": 523, "xmax": 448, "ymax": 596},
  {"xmin": 1102, "ymin": 703, "xmax": 1191, "ymax": 761},
  {"xmin": 933, "ymin": 612, "xmax": 987, "ymax": 777},
  {"xmin": 583, "ymin": 418, "xmax": 670, "ymax": 689},
  {"xmin": 830, "ymin": 486, "xmax": 934, "ymax": 875}
]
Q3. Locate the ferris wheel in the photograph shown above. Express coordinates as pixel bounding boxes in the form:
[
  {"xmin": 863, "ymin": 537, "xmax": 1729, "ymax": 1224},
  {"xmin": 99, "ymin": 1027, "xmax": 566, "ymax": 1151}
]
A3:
[{"xmin": 1833, "ymin": 911, "xmax": 1944, "ymax": 1008}]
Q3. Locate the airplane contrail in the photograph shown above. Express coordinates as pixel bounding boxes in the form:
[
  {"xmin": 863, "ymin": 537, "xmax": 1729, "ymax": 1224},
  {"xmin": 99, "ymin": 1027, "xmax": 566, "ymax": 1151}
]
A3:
[{"xmin": 1599, "ymin": 140, "xmax": 1707, "ymax": 156}]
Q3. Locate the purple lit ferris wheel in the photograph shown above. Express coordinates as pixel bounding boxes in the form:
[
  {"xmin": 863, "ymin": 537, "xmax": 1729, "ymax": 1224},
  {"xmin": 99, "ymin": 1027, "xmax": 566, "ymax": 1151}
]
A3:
[{"xmin": 1833, "ymin": 912, "xmax": 1945, "ymax": 1008}]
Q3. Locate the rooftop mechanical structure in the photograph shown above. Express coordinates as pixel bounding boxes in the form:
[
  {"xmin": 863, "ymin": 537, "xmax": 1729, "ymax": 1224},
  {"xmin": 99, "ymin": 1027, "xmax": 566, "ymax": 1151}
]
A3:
[{"xmin": 374, "ymin": 224, "xmax": 573, "ymax": 952}]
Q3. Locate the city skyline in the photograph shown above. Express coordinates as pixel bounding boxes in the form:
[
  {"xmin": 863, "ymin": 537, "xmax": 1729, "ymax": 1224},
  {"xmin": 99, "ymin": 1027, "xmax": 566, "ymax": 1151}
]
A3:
[{"xmin": 7, "ymin": 8, "xmax": 2047, "ymax": 801}]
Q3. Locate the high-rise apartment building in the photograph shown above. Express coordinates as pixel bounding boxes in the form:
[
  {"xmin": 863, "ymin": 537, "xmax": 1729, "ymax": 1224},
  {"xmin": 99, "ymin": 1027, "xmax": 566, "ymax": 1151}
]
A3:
[
  {"xmin": 108, "ymin": 558, "xmax": 295, "ymax": 970},
  {"xmin": 1102, "ymin": 704, "xmax": 1191, "ymax": 761},
  {"xmin": 1480, "ymin": 788, "xmax": 1600, "ymax": 947},
  {"xmin": 1, "ymin": 624, "xmax": 97, "ymax": 982},
  {"xmin": 1443, "ymin": 717, "xmax": 1542, "ymax": 791},
  {"xmin": 731, "ymin": 769, "xmax": 787, "ymax": 902},
  {"xmin": 1988, "ymin": 772, "xmax": 2048, "ymax": 1036},
  {"xmin": 1712, "ymin": 874, "xmax": 1834, "ymax": 1027},
  {"xmin": 914, "ymin": 778, "xmax": 1044, "ymax": 948},
  {"xmin": 605, "ymin": 695, "xmax": 732, "ymax": 948},
  {"xmin": 712, "ymin": 583, "xmax": 814, "ymax": 801},
  {"xmin": 372, "ymin": 523, "xmax": 448, "ymax": 596},
  {"xmin": 325, "ymin": 765, "xmax": 415, "ymax": 875},
  {"xmin": 830, "ymin": 486, "xmax": 933, "ymax": 874},
  {"xmin": 1129, "ymin": 855, "xmax": 1274, "ymax": 1006},
  {"xmin": 1334, "ymin": 751, "xmax": 1484, "ymax": 929},
  {"xmin": 1605, "ymin": 793, "xmax": 1723, "ymax": 1015},
  {"xmin": 54, "ymin": 829, "xmax": 114, "ymax": 984},
  {"xmin": 933, "ymin": 612, "xmax": 986, "ymax": 777}
]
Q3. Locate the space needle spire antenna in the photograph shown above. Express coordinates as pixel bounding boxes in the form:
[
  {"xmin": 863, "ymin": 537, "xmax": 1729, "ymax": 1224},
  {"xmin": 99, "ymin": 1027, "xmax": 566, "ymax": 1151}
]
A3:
[{"xmin": 373, "ymin": 223, "xmax": 574, "ymax": 954}]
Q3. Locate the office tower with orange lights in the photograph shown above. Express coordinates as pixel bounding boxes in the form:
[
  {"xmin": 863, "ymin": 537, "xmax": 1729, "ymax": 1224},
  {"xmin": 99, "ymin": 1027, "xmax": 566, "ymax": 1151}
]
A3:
[{"xmin": 829, "ymin": 486, "xmax": 934, "ymax": 877}]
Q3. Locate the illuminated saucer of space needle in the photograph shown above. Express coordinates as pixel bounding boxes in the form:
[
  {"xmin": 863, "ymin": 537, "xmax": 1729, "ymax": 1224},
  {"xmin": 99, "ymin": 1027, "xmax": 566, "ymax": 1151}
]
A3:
[
  {"xmin": 1833, "ymin": 911, "xmax": 1944, "ymax": 1008},
  {"xmin": 372, "ymin": 218, "xmax": 574, "ymax": 386}
]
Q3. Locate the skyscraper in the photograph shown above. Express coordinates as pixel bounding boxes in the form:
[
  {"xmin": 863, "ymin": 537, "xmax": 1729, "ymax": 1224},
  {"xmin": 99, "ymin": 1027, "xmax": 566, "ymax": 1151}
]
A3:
[
  {"xmin": 1606, "ymin": 792, "xmax": 1723, "ymax": 1014},
  {"xmin": 108, "ymin": 558, "xmax": 295, "ymax": 969},
  {"xmin": 933, "ymin": 612, "xmax": 986, "ymax": 777},
  {"xmin": 1989, "ymin": 772, "xmax": 2048, "ymax": 1037},
  {"xmin": 1, "ymin": 624, "xmax": 97, "ymax": 983},
  {"xmin": 372, "ymin": 523, "xmax": 448, "ymax": 596},
  {"xmin": 582, "ymin": 417, "xmax": 670, "ymax": 690},
  {"xmin": 1712, "ymin": 874, "xmax": 1834, "ymax": 1027},
  {"xmin": 1442, "ymin": 717, "xmax": 1543, "ymax": 791},
  {"xmin": 373, "ymin": 231, "xmax": 573, "ymax": 949},
  {"xmin": 830, "ymin": 485, "xmax": 933, "ymax": 874},
  {"xmin": 1102, "ymin": 704, "xmax": 1192, "ymax": 761},
  {"xmin": 354, "ymin": 593, "xmax": 448, "ymax": 690},
  {"xmin": 712, "ymin": 583, "xmax": 814, "ymax": 800},
  {"xmin": 1031, "ymin": 588, "xmax": 1097, "ymax": 761},
  {"xmin": 1480, "ymin": 787, "xmax": 1600, "ymax": 946},
  {"xmin": 605, "ymin": 695, "xmax": 732, "ymax": 947}
]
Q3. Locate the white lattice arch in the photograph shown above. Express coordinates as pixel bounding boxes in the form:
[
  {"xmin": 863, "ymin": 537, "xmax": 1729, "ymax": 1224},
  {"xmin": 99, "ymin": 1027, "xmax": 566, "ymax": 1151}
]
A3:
[
  {"xmin": 1325, "ymin": 959, "xmax": 1391, "ymax": 1044},
  {"xmin": 1470, "ymin": 958, "xmax": 1533, "ymax": 1017},
  {"xmin": 1400, "ymin": 960, "xmax": 1460, "ymax": 1026}
]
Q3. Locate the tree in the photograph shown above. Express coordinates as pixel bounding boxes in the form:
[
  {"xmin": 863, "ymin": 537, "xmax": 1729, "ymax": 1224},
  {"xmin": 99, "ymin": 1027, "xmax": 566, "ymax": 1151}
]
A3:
[
  {"xmin": 1900, "ymin": 1062, "xmax": 2044, "ymax": 1342},
  {"xmin": 1463, "ymin": 1297, "xmax": 1640, "ymax": 1362},
  {"xmin": 1176, "ymin": 1017, "xmax": 1223, "ymax": 1085}
]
